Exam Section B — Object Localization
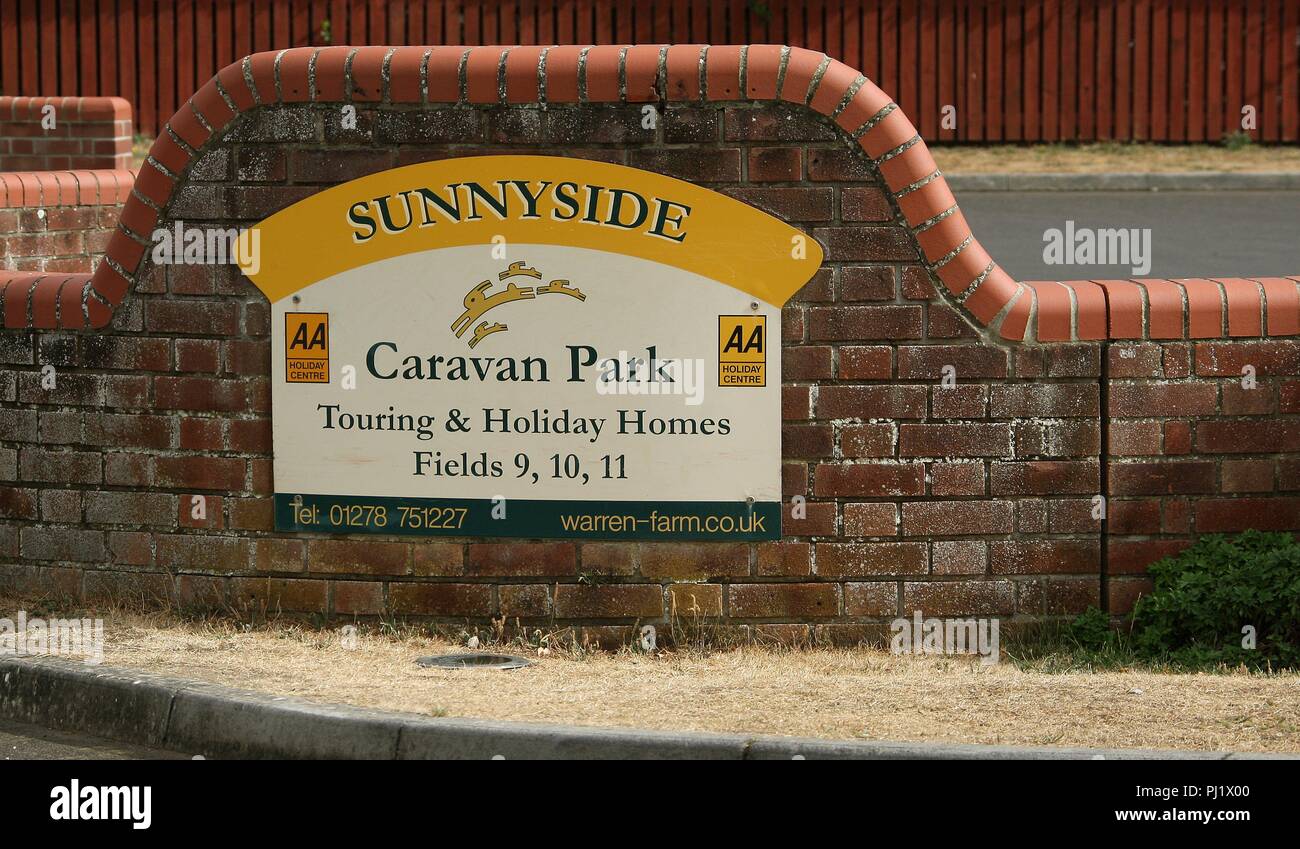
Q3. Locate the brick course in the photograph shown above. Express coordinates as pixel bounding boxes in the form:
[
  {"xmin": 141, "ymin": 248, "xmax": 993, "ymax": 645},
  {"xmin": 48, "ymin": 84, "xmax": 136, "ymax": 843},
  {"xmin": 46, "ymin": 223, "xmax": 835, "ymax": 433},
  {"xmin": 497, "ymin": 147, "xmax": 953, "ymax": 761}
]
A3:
[
  {"xmin": 1, "ymin": 45, "xmax": 1298, "ymax": 642},
  {"xmin": 0, "ymin": 97, "xmax": 133, "ymax": 172}
]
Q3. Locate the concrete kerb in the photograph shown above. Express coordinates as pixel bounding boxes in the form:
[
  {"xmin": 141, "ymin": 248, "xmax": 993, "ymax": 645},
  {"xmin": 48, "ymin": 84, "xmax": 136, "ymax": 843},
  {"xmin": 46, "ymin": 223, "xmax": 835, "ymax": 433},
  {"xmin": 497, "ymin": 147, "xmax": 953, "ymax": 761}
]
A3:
[
  {"xmin": 945, "ymin": 171, "xmax": 1300, "ymax": 192},
  {"xmin": 2, "ymin": 655, "xmax": 1296, "ymax": 760}
]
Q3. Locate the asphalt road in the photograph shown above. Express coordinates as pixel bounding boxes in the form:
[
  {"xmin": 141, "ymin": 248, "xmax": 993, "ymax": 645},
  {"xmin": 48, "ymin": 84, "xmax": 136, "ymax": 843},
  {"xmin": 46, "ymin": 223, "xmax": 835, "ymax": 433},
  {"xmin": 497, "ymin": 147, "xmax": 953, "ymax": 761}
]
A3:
[
  {"xmin": 0, "ymin": 717, "xmax": 187, "ymax": 760},
  {"xmin": 957, "ymin": 190, "xmax": 1300, "ymax": 280}
]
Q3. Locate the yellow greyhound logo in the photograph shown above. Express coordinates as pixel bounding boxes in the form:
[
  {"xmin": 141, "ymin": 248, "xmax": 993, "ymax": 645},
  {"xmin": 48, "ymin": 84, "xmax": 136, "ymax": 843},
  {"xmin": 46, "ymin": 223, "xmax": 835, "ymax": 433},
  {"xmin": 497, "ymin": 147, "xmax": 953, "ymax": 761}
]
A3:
[{"xmin": 450, "ymin": 260, "xmax": 587, "ymax": 348}]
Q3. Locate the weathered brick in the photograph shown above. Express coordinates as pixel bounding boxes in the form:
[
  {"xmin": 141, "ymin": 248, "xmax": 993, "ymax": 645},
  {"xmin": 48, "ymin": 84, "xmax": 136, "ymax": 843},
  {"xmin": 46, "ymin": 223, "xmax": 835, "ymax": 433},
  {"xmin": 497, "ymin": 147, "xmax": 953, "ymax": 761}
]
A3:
[
  {"xmin": 989, "ymin": 384, "xmax": 1099, "ymax": 418},
  {"xmin": 839, "ymin": 423, "xmax": 895, "ymax": 457},
  {"xmin": 725, "ymin": 187, "xmax": 832, "ymax": 221},
  {"xmin": 899, "ymin": 423, "xmax": 1012, "ymax": 457},
  {"xmin": 308, "ymin": 539, "xmax": 408, "ymax": 575},
  {"xmin": 809, "ymin": 305, "xmax": 922, "ymax": 340},
  {"xmin": 662, "ymin": 106, "xmax": 720, "ymax": 143},
  {"xmin": 756, "ymin": 541, "xmax": 812, "ymax": 576},
  {"xmin": 989, "ymin": 460, "xmax": 1099, "ymax": 495},
  {"xmin": 930, "ymin": 384, "xmax": 988, "ymax": 418},
  {"xmin": 897, "ymin": 346, "xmax": 1008, "ymax": 379},
  {"xmin": 817, "ymin": 385, "xmax": 926, "ymax": 419},
  {"xmin": 1047, "ymin": 498, "xmax": 1103, "ymax": 533},
  {"xmin": 388, "ymin": 582, "xmax": 493, "ymax": 616},
  {"xmin": 838, "ymin": 266, "xmax": 895, "ymax": 301},
  {"xmin": 255, "ymin": 539, "xmax": 305, "ymax": 572},
  {"xmin": 1109, "ymin": 383, "xmax": 1218, "ymax": 417},
  {"xmin": 901, "ymin": 501, "xmax": 1013, "ymax": 536},
  {"xmin": 1108, "ymin": 420, "xmax": 1163, "ymax": 456},
  {"xmin": 554, "ymin": 584, "xmax": 663, "ymax": 619},
  {"xmin": 1222, "ymin": 458, "xmax": 1275, "ymax": 492},
  {"xmin": 837, "ymin": 346, "xmax": 893, "ymax": 379},
  {"xmin": 783, "ymin": 423, "xmax": 834, "ymax": 458},
  {"xmin": 1110, "ymin": 460, "xmax": 1217, "ymax": 495},
  {"xmin": 20, "ymin": 527, "xmax": 104, "ymax": 562},
  {"xmin": 783, "ymin": 345, "xmax": 833, "ymax": 380},
  {"xmin": 931, "ymin": 540, "xmax": 987, "ymax": 575},
  {"xmin": 747, "ymin": 146, "xmax": 801, "ymax": 181},
  {"xmin": 816, "ymin": 541, "xmax": 927, "ymax": 576},
  {"xmin": 1197, "ymin": 421, "xmax": 1300, "ymax": 453},
  {"xmin": 724, "ymin": 105, "xmax": 836, "ymax": 141},
  {"xmin": 84, "ymin": 413, "xmax": 174, "ymax": 450},
  {"xmin": 931, "ymin": 460, "xmax": 988, "ymax": 496},
  {"xmin": 466, "ymin": 542, "xmax": 576, "ymax": 576},
  {"xmin": 1194, "ymin": 497, "xmax": 1300, "ymax": 532},
  {"xmin": 844, "ymin": 581, "xmax": 898, "ymax": 616},
  {"xmin": 333, "ymin": 581, "xmax": 384, "ymax": 615},
  {"xmin": 177, "ymin": 575, "xmax": 228, "ymax": 608},
  {"xmin": 841, "ymin": 186, "xmax": 893, "ymax": 222},
  {"xmin": 144, "ymin": 300, "xmax": 239, "ymax": 335},
  {"xmin": 153, "ymin": 456, "xmax": 245, "ymax": 491},
  {"xmin": 1194, "ymin": 341, "xmax": 1300, "ymax": 376},
  {"xmin": 783, "ymin": 500, "xmax": 836, "ymax": 535},
  {"xmin": 990, "ymin": 540, "xmax": 1100, "ymax": 574},
  {"xmin": 84, "ymin": 491, "xmax": 176, "ymax": 526},
  {"xmin": 628, "ymin": 148, "xmax": 741, "ymax": 182},
  {"xmin": 1107, "ymin": 539, "xmax": 1191, "ymax": 574},
  {"xmin": 154, "ymin": 376, "xmax": 247, "ymax": 412},
  {"xmin": 156, "ymin": 534, "xmax": 250, "ymax": 571},
  {"xmin": 500, "ymin": 585, "xmax": 553, "ymax": 618},
  {"xmin": 1019, "ymin": 578, "xmax": 1101, "ymax": 616},
  {"xmin": 842, "ymin": 502, "xmax": 898, "ymax": 536},
  {"xmin": 901, "ymin": 580, "xmax": 1015, "ymax": 617},
  {"xmin": 0, "ymin": 487, "xmax": 38, "ymax": 520},
  {"xmin": 813, "ymin": 463, "xmax": 925, "ymax": 497},
  {"xmin": 639, "ymin": 542, "xmax": 749, "ymax": 580},
  {"xmin": 409, "ymin": 543, "xmax": 464, "ymax": 576},
  {"xmin": 667, "ymin": 583, "xmax": 723, "ymax": 617},
  {"xmin": 19, "ymin": 449, "xmax": 101, "ymax": 484},
  {"xmin": 1014, "ymin": 420, "xmax": 1101, "ymax": 457},
  {"xmin": 728, "ymin": 583, "xmax": 840, "ymax": 618},
  {"xmin": 374, "ymin": 109, "xmax": 482, "ymax": 143}
]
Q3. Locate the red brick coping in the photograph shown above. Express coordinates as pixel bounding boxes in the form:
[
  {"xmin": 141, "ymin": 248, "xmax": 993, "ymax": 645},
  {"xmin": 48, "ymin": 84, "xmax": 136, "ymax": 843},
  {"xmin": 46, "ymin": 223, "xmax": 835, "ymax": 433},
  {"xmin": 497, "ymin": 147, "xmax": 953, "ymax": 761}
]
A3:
[
  {"xmin": 0, "ymin": 96, "xmax": 134, "ymax": 173},
  {"xmin": 2, "ymin": 45, "xmax": 1298, "ymax": 340},
  {"xmin": 0, "ymin": 169, "xmax": 135, "ymax": 209}
]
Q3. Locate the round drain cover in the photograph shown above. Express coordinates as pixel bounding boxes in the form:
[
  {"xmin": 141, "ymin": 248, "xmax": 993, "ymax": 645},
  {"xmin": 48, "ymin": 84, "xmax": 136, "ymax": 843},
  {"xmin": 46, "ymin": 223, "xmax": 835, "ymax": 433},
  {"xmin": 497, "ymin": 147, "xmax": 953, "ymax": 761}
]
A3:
[{"xmin": 416, "ymin": 652, "xmax": 532, "ymax": 670}]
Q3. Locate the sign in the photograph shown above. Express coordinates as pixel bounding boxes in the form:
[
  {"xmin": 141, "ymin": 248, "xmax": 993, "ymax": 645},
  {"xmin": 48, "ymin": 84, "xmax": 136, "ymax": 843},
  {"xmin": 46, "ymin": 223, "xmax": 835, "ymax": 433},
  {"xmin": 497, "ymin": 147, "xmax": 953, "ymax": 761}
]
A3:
[
  {"xmin": 719, "ymin": 315, "xmax": 767, "ymax": 387},
  {"xmin": 241, "ymin": 156, "xmax": 822, "ymax": 540},
  {"xmin": 284, "ymin": 312, "xmax": 329, "ymax": 383}
]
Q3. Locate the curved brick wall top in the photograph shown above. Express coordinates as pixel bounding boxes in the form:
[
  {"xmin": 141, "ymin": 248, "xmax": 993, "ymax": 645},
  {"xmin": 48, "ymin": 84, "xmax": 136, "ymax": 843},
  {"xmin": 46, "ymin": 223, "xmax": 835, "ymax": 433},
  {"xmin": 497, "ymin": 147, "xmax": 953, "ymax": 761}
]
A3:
[
  {"xmin": 0, "ymin": 170, "xmax": 135, "ymax": 209},
  {"xmin": 0, "ymin": 96, "xmax": 132, "ymax": 122},
  {"xmin": 3, "ymin": 45, "xmax": 1299, "ymax": 342}
]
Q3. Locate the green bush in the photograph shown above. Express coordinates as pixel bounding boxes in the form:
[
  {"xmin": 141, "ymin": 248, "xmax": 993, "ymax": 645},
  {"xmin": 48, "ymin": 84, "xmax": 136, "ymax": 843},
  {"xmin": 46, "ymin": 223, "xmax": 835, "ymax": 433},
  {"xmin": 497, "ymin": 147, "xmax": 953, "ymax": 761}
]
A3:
[
  {"xmin": 1130, "ymin": 530, "xmax": 1300, "ymax": 670},
  {"xmin": 1068, "ymin": 606, "xmax": 1113, "ymax": 652},
  {"xmin": 1222, "ymin": 130, "xmax": 1254, "ymax": 150}
]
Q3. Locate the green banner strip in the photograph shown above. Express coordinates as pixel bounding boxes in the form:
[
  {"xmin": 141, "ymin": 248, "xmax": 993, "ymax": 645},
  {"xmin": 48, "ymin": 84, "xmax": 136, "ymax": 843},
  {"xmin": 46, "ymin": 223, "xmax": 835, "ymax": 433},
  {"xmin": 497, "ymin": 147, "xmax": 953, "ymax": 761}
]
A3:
[{"xmin": 274, "ymin": 493, "xmax": 781, "ymax": 541}]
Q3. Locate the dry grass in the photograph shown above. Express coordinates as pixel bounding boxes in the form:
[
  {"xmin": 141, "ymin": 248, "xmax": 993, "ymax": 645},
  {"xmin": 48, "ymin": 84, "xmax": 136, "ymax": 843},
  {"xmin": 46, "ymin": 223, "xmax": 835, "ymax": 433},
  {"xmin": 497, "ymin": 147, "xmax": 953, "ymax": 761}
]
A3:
[
  {"xmin": 931, "ymin": 142, "xmax": 1300, "ymax": 174},
  {"xmin": 12, "ymin": 599, "xmax": 1296, "ymax": 753}
]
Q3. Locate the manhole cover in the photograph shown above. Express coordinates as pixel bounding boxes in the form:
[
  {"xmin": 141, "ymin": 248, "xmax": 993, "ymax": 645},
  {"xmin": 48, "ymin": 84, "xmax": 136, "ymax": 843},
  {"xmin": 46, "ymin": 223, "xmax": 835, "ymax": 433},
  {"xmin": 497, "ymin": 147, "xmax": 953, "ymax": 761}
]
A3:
[{"xmin": 416, "ymin": 652, "xmax": 532, "ymax": 670}]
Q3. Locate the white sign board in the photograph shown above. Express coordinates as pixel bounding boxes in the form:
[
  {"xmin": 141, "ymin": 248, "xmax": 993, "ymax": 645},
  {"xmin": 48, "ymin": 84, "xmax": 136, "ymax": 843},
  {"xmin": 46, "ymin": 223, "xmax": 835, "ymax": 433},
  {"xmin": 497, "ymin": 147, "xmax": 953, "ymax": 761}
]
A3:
[{"xmin": 242, "ymin": 156, "xmax": 821, "ymax": 540}]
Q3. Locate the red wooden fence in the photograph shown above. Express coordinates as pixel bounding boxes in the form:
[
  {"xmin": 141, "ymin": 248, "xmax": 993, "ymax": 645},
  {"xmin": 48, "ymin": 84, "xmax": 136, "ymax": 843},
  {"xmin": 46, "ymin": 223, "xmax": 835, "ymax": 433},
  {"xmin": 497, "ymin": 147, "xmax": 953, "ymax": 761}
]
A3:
[{"xmin": 1, "ymin": 0, "xmax": 1297, "ymax": 143}]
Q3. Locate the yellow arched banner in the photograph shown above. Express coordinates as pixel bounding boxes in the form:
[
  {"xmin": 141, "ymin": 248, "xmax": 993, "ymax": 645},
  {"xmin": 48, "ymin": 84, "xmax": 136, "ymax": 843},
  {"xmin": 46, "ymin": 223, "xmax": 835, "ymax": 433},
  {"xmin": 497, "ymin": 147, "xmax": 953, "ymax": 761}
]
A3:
[{"xmin": 240, "ymin": 155, "xmax": 823, "ymax": 307}]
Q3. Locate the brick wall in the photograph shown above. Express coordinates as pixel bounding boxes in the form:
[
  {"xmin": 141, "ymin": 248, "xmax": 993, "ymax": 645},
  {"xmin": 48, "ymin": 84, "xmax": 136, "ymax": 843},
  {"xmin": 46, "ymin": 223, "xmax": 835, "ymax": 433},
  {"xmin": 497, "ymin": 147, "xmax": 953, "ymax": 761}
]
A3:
[
  {"xmin": 0, "ymin": 97, "xmax": 134, "ymax": 172},
  {"xmin": 0, "ymin": 169, "xmax": 133, "ymax": 282},
  {"xmin": 0, "ymin": 46, "xmax": 1297, "ymax": 646}
]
